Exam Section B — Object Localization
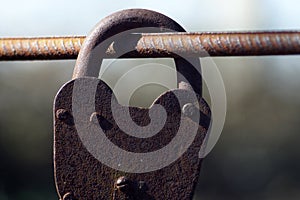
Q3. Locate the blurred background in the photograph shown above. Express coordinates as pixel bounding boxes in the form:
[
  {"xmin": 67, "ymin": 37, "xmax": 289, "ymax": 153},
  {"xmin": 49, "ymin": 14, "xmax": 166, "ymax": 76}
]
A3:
[{"xmin": 1, "ymin": 0, "xmax": 300, "ymax": 199}]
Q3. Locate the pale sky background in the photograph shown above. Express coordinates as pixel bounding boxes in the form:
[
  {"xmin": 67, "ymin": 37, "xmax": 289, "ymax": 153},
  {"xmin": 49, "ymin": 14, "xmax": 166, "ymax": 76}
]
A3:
[{"xmin": 1, "ymin": 0, "xmax": 300, "ymax": 37}]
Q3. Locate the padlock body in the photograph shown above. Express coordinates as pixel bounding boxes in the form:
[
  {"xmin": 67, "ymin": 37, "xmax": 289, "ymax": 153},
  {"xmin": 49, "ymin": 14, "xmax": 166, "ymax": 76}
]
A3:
[{"xmin": 54, "ymin": 77, "xmax": 210, "ymax": 200}]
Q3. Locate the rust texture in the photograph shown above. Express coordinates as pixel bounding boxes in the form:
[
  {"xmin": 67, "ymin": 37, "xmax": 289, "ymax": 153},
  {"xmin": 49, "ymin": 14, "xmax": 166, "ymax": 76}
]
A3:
[
  {"xmin": 0, "ymin": 36, "xmax": 83, "ymax": 60},
  {"xmin": 54, "ymin": 78, "xmax": 211, "ymax": 200},
  {"xmin": 1, "ymin": 31, "xmax": 300, "ymax": 60},
  {"xmin": 54, "ymin": 8, "xmax": 208, "ymax": 200}
]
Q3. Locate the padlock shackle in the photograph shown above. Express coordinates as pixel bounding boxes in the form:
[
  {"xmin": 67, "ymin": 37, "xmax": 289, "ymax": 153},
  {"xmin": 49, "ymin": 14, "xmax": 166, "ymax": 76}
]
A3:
[{"xmin": 73, "ymin": 9, "xmax": 202, "ymax": 95}]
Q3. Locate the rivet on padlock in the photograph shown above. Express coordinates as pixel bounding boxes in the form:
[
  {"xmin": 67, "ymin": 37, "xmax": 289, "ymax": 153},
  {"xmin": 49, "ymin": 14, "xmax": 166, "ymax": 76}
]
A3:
[{"xmin": 54, "ymin": 9, "xmax": 211, "ymax": 200}]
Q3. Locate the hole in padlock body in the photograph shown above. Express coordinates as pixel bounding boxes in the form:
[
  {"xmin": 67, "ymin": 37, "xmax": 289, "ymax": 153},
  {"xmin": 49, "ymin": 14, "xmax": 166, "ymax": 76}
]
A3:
[
  {"xmin": 99, "ymin": 58, "xmax": 177, "ymax": 108},
  {"xmin": 98, "ymin": 57, "xmax": 211, "ymax": 108}
]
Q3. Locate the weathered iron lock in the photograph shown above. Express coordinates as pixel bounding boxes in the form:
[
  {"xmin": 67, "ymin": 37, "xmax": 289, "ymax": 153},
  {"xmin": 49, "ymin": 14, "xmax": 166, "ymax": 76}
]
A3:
[{"xmin": 54, "ymin": 9, "xmax": 211, "ymax": 200}]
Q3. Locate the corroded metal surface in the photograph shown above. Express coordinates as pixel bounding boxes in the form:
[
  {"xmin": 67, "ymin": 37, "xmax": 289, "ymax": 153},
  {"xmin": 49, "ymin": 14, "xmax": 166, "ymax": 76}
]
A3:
[
  {"xmin": 0, "ymin": 36, "xmax": 83, "ymax": 60},
  {"xmin": 54, "ymin": 78, "xmax": 211, "ymax": 200},
  {"xmin": 54, "ymin": 9, "xmax": 208, "ymax": 199},
  {"xmin": 1, "ymin": 31, "xmax": 300, "ymax": 60}
]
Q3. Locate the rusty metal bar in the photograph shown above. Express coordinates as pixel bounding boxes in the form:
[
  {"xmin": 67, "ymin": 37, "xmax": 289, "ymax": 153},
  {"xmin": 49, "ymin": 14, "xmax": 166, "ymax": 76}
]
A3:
[{"xmin": 1, "ymin": 31, "xmax": 300, "ymax": 60}]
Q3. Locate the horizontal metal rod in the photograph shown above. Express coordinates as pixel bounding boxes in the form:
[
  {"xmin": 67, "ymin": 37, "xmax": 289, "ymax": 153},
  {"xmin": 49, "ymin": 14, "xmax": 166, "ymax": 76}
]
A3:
[{"xmin": 0, "ymin": 31, "xmax": 300, "ymax": 61}]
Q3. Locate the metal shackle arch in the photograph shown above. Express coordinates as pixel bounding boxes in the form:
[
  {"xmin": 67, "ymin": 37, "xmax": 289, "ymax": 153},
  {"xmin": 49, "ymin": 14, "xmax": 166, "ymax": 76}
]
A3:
[{"xmin": 72, "ymin": 8, "xmax": 202, "ymax": 95}]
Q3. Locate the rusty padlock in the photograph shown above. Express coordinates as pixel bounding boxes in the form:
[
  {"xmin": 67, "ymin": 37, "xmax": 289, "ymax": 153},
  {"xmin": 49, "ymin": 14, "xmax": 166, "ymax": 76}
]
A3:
[{"xmin": 54, "ymin": 9, "xmax": 211, "ymax": 200}]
